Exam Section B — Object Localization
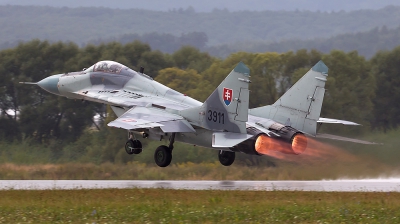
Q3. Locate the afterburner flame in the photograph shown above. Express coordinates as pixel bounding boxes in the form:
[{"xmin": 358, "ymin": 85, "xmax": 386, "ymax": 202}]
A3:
[
  {"xmin": 255, "ymin": 134, "xmax": 294, "ymax": 156},
  {"xmin": 292, "ymin": 134, "xmax": 307, "ymax": 154},
  {"xmin": 254, "ymin": 134, "xmax": 356, "ymax": 163},
  {"xmin": 255, "ymin": 134, "xmax": 358, "ymax": 163},
  {"xmin": 254, "ymin": 134, "xmax": 271, "ymax": 154}
]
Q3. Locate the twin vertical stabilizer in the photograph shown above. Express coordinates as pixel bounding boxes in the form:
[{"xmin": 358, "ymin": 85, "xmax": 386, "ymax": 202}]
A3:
[
  {"xmin": 180, "ymin": 62, "xmax": 250, "ymax": 134},
  {"xmin": 249, "ymin": 61, "xmax": 328, "ymax": 135}
]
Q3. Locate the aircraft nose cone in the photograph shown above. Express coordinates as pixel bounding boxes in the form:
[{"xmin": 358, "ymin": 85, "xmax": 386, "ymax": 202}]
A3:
[{"xmin": 37, "ymin": 74, "xmax": 61, "ymax": 95}]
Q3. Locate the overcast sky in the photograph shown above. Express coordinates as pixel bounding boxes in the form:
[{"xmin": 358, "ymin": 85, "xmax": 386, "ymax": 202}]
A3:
[{"xmin": 1, "ymin": 0, "xmax": 400, "ymax": 12}]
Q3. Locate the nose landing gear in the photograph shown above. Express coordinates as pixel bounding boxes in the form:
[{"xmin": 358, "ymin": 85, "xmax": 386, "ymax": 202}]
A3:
[
  {"xmin": 125, "ymin": 139, "xmax": 142, "ymax": 155},
  {"xmin": 125, "ymin": 132, "xmax": 142, "ymax": 155}
]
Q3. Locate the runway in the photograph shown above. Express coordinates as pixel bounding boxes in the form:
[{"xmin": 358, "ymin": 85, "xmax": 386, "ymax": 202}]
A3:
[{"xmin": 1, "ymin": 179, "xmax": 400, "ymax": 191}]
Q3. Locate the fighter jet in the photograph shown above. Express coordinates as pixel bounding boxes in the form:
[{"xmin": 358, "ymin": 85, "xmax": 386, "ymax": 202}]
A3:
[{"xmin": 21, "ymin": 60, "xmax": 372, "ymax": 167}]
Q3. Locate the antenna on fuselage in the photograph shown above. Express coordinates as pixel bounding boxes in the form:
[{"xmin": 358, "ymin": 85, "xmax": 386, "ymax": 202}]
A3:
[{"xmin": 138, "ymin": 66, "xmax": 153, "ymax": 80}]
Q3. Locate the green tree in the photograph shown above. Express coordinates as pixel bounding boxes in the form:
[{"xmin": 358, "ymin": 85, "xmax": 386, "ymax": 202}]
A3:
[
  {"xmin": 320, "ymin": 50, "xmax": 375, "ymax": 133},
  {"xmin": 0, "ymin": 40, "xmax": 98, "ymax": 143},
  {"xmin": 371, "ymin": 46, "xmax": 400, "ymax": 130},
  {"xmin": 247, "ymin": 52, "xmax": 284, "ymax": 107},
  {"xmin": 100, "ymin": 106, "xmax": 127, "ymax": 163},
  {"xmin": 283, "ymin": 49, "xmax": 322, "ymax": 84},
  {"xmin": 172, "ymin": 46, "xmax": 215, "ymax": 73},
  {"xmin": 156, "ymin": 67, "xmax": 206, "ymax": 99}
]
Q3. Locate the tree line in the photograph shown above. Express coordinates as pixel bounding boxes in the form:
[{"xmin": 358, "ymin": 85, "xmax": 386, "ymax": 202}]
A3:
[
  {"xmin": 87, "ymin": 32, "xmax": 208, "ymax": 54},
  {"xmin": 4, "ymin": 25, "xmax": 399, "ymax": 62},
  {"xmin": 1, "ymin": 5, "xmax": 400, "ymax": 47},
  {"xmin": 0, "ymin": 40, "xmax": 399, "ymax": 164},
  {"xmin": 207, "ymin": 25, "xmax": 400, "ymax": 59},
  {"xmin": 2, "ymin": 0, "xmax": 399, "ymax": 12}
]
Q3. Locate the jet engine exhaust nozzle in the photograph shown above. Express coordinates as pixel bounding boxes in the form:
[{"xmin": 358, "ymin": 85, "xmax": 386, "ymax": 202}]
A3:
[{"xmin": 254, "ymin": 133, "xmax": 308, "ymax": 155}]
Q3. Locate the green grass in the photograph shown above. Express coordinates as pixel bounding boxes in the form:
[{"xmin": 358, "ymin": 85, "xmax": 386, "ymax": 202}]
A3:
[
  {"xmin": 0, "ymin": 189, "xmax": 399, "ymax": 223},
  {"xmin": 0, "ymin": 160, "xmax": 398, "ymax": 181}
]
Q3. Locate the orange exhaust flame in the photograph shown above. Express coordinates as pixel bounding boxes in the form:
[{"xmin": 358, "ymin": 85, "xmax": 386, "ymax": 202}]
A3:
[
  {"xmin": 255, "ymin": 135, "xmax": 357, "ymax": 163},
  {"xmin": 255, "ymin": 134, "xmax": 294, "ymax": 155},
  {"xmin": 292, "ymin": 134, "xmax": 307, "ymax": 154}
]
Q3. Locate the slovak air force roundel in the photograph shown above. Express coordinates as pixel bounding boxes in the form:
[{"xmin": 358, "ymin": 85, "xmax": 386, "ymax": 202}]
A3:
[{"xmin": 223, "ymin": 87, "xmax": 233, "ymax": 106}]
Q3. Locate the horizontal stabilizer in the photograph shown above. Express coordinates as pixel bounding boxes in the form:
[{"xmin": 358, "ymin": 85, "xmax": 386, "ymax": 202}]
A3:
[
  {"xmin": 212, "ymin": 132, "xmax": 253, "ymax": 148},
  {"xmin": 316, "ymin": 133, "xmax": 379, "ymax": 145},
  {"xmin": 318, "ymin": 117, "xmax": 360, "ymax": 125}
]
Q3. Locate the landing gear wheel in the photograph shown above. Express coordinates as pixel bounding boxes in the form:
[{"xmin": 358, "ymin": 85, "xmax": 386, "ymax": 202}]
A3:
[
  {"xmin": 154, "ymin": 145, "xmax": 172, "ymax": 167},
  {"xmin": 218, "ymin": 150, "xmax": 235, "ymax": 166},
  {"xmin": 125, "ymin": 139, "xmax": 142, "ymax": 155}
]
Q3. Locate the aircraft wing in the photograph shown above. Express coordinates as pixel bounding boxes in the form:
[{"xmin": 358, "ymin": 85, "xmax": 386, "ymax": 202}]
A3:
[
  {"xmin": 77, "ymin": 89, "xmax": 191, "ymax": 110},
  {"xmin": 318, "ymin": 117, "xmax": 360, "ymax": 125},
  {"xmin": 107, "ymin": 106, "xmax": 195, "ymax": 133}
]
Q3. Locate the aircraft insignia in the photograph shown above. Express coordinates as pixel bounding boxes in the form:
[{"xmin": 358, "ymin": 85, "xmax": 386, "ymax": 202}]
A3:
[{"xmin": 223, "ymin": 87, "xmax": 233, "ymax": 106}]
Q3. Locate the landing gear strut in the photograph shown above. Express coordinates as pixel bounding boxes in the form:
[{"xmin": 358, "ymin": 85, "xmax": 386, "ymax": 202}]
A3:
[
  {"xmin": 218, "ymin": 150, "xmax": 235, "ymax": 166},
  {"xmin": 154, "ymin": 133, "xmax": 175, "ymax": 167},
  {"xmin": 125, "ymin": 132, "xmax": 142, "ymax": 155}
]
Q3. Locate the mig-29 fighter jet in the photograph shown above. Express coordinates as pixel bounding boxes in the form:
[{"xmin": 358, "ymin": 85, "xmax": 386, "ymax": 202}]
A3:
[{"xmin": 21, "ymin": 60, "xmax": 372, "ymax": 167}]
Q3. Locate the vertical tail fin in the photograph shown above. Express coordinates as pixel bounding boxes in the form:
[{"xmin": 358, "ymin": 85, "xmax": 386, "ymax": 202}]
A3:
[
  {"xmin": 181, "ymin": 62, "xmax": 250, "ymax": 133},
  {"xmin": 249, "ymin": 60, "xmax": 328, "ymax": 135}
]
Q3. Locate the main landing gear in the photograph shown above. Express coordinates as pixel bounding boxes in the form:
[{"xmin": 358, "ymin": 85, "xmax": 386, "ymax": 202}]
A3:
[
  {"xmin": 154, "ymin": 133, "xmax": 175, "ymax": 167},
  {"xmin": 218, "ymin": 150, "xmax": 235, "ymax": 166}
]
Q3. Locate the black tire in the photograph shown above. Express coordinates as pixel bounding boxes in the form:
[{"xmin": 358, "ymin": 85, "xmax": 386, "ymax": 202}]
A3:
[
  {"xmin": 218, "ymin": 150, "xmax": 235, "ymax": 166},
  {"xmin": 125, "ymin": 139, "xmax": 142, "ymax": 155},
  {"xmin": 154, "ymin": 145, "xmax": 172, "ymax": 167},
  {"xmin": 132, "ymin": 140, "xmax": 142, "ymax": 154}
]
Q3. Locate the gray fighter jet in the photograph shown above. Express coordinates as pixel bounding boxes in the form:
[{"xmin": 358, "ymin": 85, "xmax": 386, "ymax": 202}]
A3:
[{"xmin": 21, "ymin": 60, "xmax": 372, "ymax": 167}]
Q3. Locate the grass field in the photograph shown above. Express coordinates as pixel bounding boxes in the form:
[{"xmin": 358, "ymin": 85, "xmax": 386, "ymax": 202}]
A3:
[
  {"xmin": 1, "ymin": 160, "xmax": 399, "ymax": 181},
  {"xmin": 0, "ymin": 189, "xmax": 399, "ymax": 223}
]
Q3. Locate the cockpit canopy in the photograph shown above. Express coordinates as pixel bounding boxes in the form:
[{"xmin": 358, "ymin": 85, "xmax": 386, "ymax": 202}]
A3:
[{"xmin": 85, "ymin": 61, "xmax": 126, "ymax": 74}]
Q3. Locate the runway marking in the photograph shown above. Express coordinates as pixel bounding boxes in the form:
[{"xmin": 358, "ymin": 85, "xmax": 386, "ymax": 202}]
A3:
[{"xmin": 1, "ymin": 180, "xmax": 400, "ymax": 192}]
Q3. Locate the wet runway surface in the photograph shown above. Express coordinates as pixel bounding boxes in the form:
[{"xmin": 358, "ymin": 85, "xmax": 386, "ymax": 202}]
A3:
[{"xmin": 1, "ymin": 179, "xmax": 400, "ymax": 192}]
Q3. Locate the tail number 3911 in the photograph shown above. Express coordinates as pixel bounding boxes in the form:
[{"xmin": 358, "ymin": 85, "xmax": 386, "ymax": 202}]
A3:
[{"xmin": 207, "ymin": 110, "xmax": 225, "ymax": 124}]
